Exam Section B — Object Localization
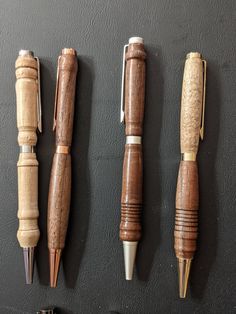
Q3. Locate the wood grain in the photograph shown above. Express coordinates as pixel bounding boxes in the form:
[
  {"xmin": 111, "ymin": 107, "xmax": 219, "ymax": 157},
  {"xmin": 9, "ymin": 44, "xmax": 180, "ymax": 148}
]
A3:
[
  {"xmin": 47, "ymin": 49, "xmax": 78, "ymax": 251},
  {"xmin": 174, "ymin": 161, "xmax": 199, "ymax": 259},
  {"xmin": 48, "ymin": 154, "xmax": 71, "ymax": 249},
  {"xmin": 120, "ymin": 144, "xmax": 142, "ymax": 241},
  {"xmin": 120, "ymin": 42, "xmax": 146, "ymax": 242},
  {"xmin": 124, "ymin": 43, "xmax": 146, "ymax": 136},
  {"xmin": 180, "ymin": 54, "xmax": 204, "ymax": 154},
  {"xmin": 15, "ymin": 53, "xmax": 40, "ymax": 248}
]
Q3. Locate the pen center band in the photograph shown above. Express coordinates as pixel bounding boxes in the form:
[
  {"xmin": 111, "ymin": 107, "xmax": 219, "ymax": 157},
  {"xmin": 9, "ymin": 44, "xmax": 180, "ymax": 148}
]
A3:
[
  {"xmin": 181, "ymin": 152, "xmax": 197, "ymax": 161},
  {"xmin": 56, "ymin": 145, "xmax": 70, "ymax": 154},
  {"xmin": 20, "ymin": 145, "xmax": 35, "ymax": 153},
  {"xmin": 126, "ymin": 136, "xmax": 142, "ymax": 145}
]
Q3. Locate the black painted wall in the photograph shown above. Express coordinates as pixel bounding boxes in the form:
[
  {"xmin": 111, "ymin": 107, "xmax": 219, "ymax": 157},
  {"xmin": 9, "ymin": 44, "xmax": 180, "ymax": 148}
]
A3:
[{"xmin": 0, "ymin": 0, "xmax": 235, "ymax": 313}]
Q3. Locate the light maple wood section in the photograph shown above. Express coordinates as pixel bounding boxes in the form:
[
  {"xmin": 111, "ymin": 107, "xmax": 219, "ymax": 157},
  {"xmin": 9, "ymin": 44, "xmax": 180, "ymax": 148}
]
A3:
[
  {"xmin": 15, "ymin": 53, "xmax": 40, "ymax": 248},
  {"xmin": 120, "ymin": 42, "xmax": 146, "ymax": 242},
  {"xmin": 175, "ymin": 161, "xmax": 199, "ymax": 259},
  {"xmin": 180, "ymin": 53, "xmax": 204, "ymax": 154}
]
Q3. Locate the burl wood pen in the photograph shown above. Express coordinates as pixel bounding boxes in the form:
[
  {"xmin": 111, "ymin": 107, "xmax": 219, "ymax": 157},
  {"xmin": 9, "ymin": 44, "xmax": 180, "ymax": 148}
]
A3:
[
  {"xmin": 174, "ymin": 52, "xmax": 206, "ymax": 298},
  {"xmin": 120, "ymin": 37, "xmax": 146, "ymax": 280},
  {"xmin": 15, "ymin": 50, "xmax": 42, "ymax": 284},
  {"xmin": 47, "ymin": 48, "xmax": 78, "ymax": 287}
]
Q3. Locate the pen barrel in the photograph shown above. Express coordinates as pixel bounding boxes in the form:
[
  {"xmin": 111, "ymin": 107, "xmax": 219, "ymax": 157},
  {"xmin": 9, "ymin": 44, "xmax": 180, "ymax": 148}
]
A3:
[
  {"xmin": 48, "ymin": 49, "xmax": 77, "ymax": 251},
  {"xmin": 174, "ymin": 161, "xmax": 199, "ymax": 259},
  {"xmin": 120, "ymin": 144, "xmax": 142, "ymax": 241},
  {"xmin": 124, "ymin": 42, "xmax": 146, "ymax": 135},
  {"xmin": 48, "ymin": 153, "xmax": 71, "ymax": 249},
  {"xmin": 15, "ymin": 53, "xmax": 40, "ymax": 248},
  {"xmin": 55, "ymin": 51, "xmax": 78, "ymax": 146},
  {"xmin": 120, "ymin": 41, "xmax": 146, "ymax": 242},
  {"xmin": 180, "ymin": 53, "xmax": 204, "ymax": 154}
]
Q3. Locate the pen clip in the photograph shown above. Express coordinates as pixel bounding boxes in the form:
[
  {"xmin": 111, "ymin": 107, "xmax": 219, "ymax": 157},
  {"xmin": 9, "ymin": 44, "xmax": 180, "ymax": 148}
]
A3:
[
  {"xmin": 35, "ymin": 57, "xmax": 42, "ymax": 133},
  {"xmin": 200, "ymin": 59, "xmax": 207, "ymax": 140},
  {"xmin": 120, "ymin": 44, "xmax": 128, "ymax": 123},
  {"xmin": 53, "ymin": 56, "xmax": 61, "ymax": 131}
]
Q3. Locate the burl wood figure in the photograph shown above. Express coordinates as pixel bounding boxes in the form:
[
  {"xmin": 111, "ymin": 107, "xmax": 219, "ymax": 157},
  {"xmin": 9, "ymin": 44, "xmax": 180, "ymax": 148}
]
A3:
[
  {"xmin": 47, "ymin": 48, "xmax": 78, "ymax": 287},
  {"xmin": 175, "ymin": 52, "xmax": 206, "ymax": 298},
  {"xmin": 120, "ymin": 37, "xmax": 146, "ymax": 280},
  {"xmin": 15, "ymin": 50, "xmax": 41, "ymax": 284}
]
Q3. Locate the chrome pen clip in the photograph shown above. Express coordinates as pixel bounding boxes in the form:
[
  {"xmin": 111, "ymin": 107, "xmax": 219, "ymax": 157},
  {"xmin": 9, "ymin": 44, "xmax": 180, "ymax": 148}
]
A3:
[
  {"xmin": 120, "ymin": 44, "xmax": 128, "ymax": 123},
  {"xmin": 35, "ymin": 57, "xmax": 42, "ymax": 133},
  {"xmin": 53, "ymin": 56, "xmax": 61, "ymax": 131},
  {"xmin": 200, "ymin": 59, "xmax": 207, "ymax": 140}
]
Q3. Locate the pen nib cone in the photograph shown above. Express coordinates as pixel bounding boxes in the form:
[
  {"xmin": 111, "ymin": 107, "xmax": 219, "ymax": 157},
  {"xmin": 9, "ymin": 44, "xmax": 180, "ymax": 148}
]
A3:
[
  {"xmin": 23, "ymin": 247, "xmax": 34, "ymax": 284},
  {"xmin": 123, "ymin": 241, "xmax": 138, "ymax": 280},
  {"xmin": 178, "ymin": 258, "xmax": 192, "ymax": 298},
  {"xmin": 49, "ymin": 249, "xmax": 62, "ymax": 288}
]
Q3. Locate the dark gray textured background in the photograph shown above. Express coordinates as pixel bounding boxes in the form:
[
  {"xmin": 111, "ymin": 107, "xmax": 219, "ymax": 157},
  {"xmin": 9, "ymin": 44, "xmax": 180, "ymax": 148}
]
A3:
[{"xmin": 0, "ymin": 0, "xmax": 235, "ymax": 313}]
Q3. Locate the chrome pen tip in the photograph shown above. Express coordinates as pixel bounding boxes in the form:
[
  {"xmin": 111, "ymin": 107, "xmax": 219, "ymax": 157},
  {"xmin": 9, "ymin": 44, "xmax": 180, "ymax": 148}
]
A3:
[
  {"xmin": 23, "ymin": 247, "xmax": 35, "ymax": 284},
  {"xmin": 49, "ymin": 249, "xmax": 62, "ymax": 288},
  {"xmin": 177, "ymin": 258, "xmax": 192, "ymax": 298},
  {"xmin": 123, "ymin": 241, "xmax": 138, "ymax": 280}
]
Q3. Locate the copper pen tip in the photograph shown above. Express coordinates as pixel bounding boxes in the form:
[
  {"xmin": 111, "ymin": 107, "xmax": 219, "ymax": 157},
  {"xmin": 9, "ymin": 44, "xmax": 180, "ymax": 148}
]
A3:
[
  {"xmin": 23, "ymin": 247, "xmax": 35, "ymax": 284},
  {"xmin": 49, "ymin": 249, "xmax": 62, "ymax": 288},
  {"xmin": 61, "ymin": 48, "xmax": 77, "ymax": 56},
  {"xmin": 177, "ymin": 258, "xmax": 192, "ymax": 298}
]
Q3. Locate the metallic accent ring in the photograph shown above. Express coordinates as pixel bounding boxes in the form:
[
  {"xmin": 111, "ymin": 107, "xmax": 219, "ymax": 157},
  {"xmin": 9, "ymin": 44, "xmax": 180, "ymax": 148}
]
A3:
[
  {"xmin": 56, "ymin": 145, "xmax": 70, "ymax": 154},
  {"xmin": 126, "ymin": 136, "xmax": 142, "ymax": 145},
  {"xmin": 181, "ymin": 152, "xmax": 197, "ymax": 161},
  {"xmin": 20, "ymin": 145, "xmax": 35, "ymax": 153}
]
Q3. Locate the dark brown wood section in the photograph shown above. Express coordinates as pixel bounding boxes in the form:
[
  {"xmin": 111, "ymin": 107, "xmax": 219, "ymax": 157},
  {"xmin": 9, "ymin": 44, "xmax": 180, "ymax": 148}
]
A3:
[
  {"xmin": 174, "ymin": 160, "xmax": 199, "ymax": 259},
  {"xmin": 55, "ymin": 52, "xmax": 78, "ymax": 146},
  {"xmin": 48, "ymin": 49, "xmax": 78, "ymax": 251},
  {"xmin": 120, "ymin": 144, "xmax": 142, "ymax": 241},
  {"xmin": 124, "ymin": 43, "xmax": 146, "ymax": 136},
  {"xmin": 120, "ymin": 42, "xmax": 146, "ymax": 242},
  {"xmin": 48, "ymin": 153, "xmax": 71, "ymax": 249}
]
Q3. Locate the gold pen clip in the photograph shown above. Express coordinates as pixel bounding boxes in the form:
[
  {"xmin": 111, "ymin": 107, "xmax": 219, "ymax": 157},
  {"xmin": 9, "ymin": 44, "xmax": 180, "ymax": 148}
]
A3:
[
  {"xmin": 199, "ymin": 59, "xmax": 207, "ymax": 140},
  {"xmin": 53, "ymin": 56, "xmax": 61, "ymax": 131},
  {"xmin": 35, "ymin": 57, "xmax": 42, "ymax": 133},
  {"xmin": 120, "ymin": 44, "xmax": 128, "ymax": 123}
]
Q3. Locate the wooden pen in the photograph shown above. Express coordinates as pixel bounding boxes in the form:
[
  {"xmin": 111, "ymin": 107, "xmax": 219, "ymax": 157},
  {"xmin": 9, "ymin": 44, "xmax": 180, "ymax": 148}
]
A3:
[
  {"xmin": 120, "ymin": 37, "xmax": 146, "ymax": 280},
  {"xmin": 15, "ymin": 50, "xmax": 41, "ymax": 284},
  {"xmin": 174, "ymin": 52, "xmax": 206, "ymax": 298},
  {"xmin": 47, "ymin": 48, "xmax": 78, "ymax": 287}
]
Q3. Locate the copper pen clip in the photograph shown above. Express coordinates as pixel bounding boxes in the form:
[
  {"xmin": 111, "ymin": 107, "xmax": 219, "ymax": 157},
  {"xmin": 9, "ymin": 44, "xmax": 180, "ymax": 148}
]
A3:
[
  {"xmin": 53, "ymin": 56, "xmax": 61, "ymax": 131},
  {"xmin": 120, "ymin": 44, "xmax": 128, "ymax": 123},
  {"xmin": 35, "ymin": 57, "xmax": 42, "ymax": 133},
  {"xmin": 199, "ymin": 59, "xmax": 207, "ymax": 140}
]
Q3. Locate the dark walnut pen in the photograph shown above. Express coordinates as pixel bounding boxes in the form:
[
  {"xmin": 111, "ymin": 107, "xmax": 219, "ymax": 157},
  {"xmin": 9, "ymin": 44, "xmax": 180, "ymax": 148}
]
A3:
[
  {"xmin": 174, "ymin": 52, "xmax": 206, "ymax": 298},
  {"xmin": 120, "ymin": 37, "xmax": 146, "ymax": 280},
  {"xmin": 47, "ymin": 48, "xmax": 78, "ymax": 287}
]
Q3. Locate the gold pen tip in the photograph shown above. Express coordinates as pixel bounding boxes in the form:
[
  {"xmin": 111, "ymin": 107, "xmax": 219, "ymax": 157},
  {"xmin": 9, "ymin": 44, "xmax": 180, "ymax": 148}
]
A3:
[
  {"xmin": 177, "ymin": 258, "xmax": 192, "ymax": 298},
  {"xmin": 49, "ymin": 248, "xmax": 62, "ymax": 288}
]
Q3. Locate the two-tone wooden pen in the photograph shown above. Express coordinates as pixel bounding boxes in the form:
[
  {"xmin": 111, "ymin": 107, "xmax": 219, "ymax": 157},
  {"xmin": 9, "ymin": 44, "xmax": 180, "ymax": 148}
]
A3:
[
  {"xmin": 174, "ymin": 52, "xmax": 206, "ymax": 298},
  {"xmin": 120, "ymin": 37, "xmax": 146, "ymax": 280},
  {"xmin": 47, "ymin": 48, "xmax": 78, "ymax": 287},
  {"xmin": 15, "ymin": 50, "xmax": 42, "ymax": 284}
]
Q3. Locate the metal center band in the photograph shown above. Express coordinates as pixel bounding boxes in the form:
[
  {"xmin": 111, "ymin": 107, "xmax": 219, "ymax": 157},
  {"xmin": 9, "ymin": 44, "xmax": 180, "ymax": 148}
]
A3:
[
  {"xmin": 20, "ymin": 145, "xmax": 35, "ymax": 153},
  {"xmin": 181, "ymin": 152, "xmax": 197, "ymax": 161},
  {"xmin": 126, "ymin": 136, "xmax": 142, "ymax": 145},
  {"xmin": 56, "ymin": 145, "xmax": 70, "ymax": 154}
]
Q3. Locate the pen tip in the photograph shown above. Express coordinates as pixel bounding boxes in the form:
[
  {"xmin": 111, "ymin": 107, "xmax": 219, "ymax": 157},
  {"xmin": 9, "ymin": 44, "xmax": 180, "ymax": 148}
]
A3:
[
  {"xmin": 123, "ymin": 241, "xmax": 138, "ymax": 280},
  {"xmin": 177, "ymin": 258, "xmax": 192, "ymax": 298},
  {"xmin": 49, "ymin": 249, "xmax": 62, "ymax": 288},
  {"xmin": 23, "ymin": 247, "xmax": 35, "ymax": 284}
]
